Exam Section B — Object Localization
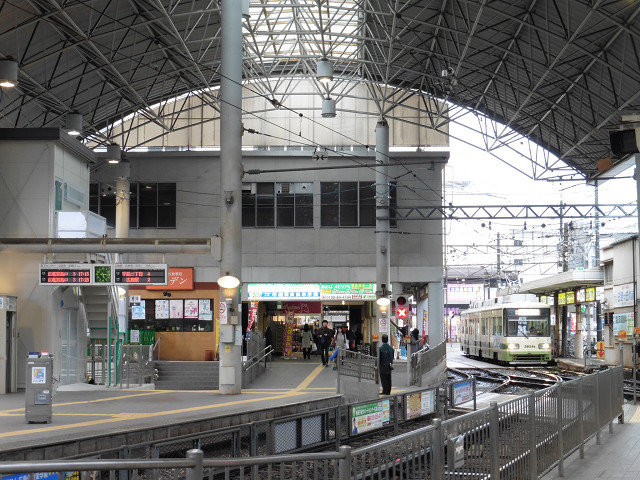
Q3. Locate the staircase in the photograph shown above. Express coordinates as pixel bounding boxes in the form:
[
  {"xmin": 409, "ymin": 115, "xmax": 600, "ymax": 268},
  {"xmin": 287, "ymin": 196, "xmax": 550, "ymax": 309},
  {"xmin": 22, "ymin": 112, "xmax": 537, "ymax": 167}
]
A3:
[
  {"xmin": 154, "ymin": 361, "xmax": 219, "ymax": 390},
  {"xmin": 83, "ymin": 286, "xmax": 116, "ymax": 340},
  {"xmin": 83, "ymin": 285, "xmax": 121, "ymax": 385}
]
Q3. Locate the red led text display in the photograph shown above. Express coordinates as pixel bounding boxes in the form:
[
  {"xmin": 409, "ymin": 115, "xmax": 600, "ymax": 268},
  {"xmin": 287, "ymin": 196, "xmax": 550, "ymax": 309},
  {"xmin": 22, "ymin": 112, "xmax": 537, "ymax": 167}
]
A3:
[
  {"xmin": 114, "ymin": 268, "xmax": 167, "ymax": 285},
  {"xmin": 40, "ymin": 267, "xmax": 91, "ymax": 285}
]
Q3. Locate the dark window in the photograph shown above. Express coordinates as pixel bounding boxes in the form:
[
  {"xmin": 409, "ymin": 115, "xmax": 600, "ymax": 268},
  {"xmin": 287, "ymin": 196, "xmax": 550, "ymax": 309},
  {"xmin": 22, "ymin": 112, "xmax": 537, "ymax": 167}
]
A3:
[
  {"xmin": 89, "ymin": 183, "xmax": 116, "ymax": 228},
  {"xmin": 320, "ymin": 181, "xmax": 397, "ymax": 227},
  {"xmin": 256, "ymin": 183, "xmax": 275, "ymax": 227},
  {"xmin": 321, "ymin": 182, "xmax": 340, "ymax": 226},
  {"xmin": 340, "ymin": 182, "xmax": 358, "ymax": 226},
  {"xmin": 89, "ymin": 182, "xmax": 175, "ymax": 229},
  {"xmin": 359, "ymin": 182, "xmax": 376, "ymax": 227},
  {"xmin": 243, "ymin": 182, "xmax": 313, "ymax": 227}
]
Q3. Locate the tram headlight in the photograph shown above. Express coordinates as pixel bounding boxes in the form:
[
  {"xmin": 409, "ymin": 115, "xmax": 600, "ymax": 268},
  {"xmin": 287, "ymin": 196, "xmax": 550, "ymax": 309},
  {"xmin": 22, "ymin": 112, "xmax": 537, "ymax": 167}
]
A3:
[
  {"xmin": 539, "ymin": 343, "xmax": 551, "ymax": 349},
  {"xmin": 508, "ymin": 343, "xmax": 519, "ymax": 350}
]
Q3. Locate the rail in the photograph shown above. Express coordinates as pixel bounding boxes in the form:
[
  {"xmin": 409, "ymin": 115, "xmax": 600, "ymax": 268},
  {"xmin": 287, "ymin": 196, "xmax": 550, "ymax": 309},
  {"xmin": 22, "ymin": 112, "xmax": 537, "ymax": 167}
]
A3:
[
  {"xmin": 336, "ymin": 348, "xmax": 378, "ymax": 381},
  {"xmin": 152, "ymin": 335, "xmax": 162, "ymax": 360},
  {"xmin": 242, "ymin": 345, "xmax": 273, "ymax": 387},
  {"xmin": 119, "ymin": 344, "xmax": 155, "ymax": 389},
  {"xmin": 5, "ymin": 367, "xmax": 621, "ymax": 479},
  {"xmin": 411, "ymin": 340, "xmax": 447, "ymax": 386}
]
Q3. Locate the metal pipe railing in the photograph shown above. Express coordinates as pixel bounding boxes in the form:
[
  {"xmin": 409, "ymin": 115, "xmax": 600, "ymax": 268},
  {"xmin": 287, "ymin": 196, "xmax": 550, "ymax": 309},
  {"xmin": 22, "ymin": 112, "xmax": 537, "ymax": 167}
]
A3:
[{"xmin": 6, "ymin": 366, "xmax": 622, "ymax": 480}]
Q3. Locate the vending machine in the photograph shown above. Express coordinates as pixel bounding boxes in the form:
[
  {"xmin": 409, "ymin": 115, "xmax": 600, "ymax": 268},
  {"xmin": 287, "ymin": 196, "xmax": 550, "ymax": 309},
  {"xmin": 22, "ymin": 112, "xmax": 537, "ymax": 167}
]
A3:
[{"xmin": 25, "ymin": 353, "xmax": 53, "ymax": 423}]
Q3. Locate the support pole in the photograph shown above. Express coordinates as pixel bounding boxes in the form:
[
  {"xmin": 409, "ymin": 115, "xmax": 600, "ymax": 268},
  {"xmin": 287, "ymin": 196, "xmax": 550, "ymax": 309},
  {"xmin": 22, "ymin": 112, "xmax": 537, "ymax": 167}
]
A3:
[
  {"xmin": 219, "ymin": 0, "xmax": 243, "ymax": 395},
  {"xmin": 115, "ymin": 162, "xmax": 130, "ymax": 240},
  {"xmin": 375, "ymin": 119, "xmax": 390, "ymax": 343}
]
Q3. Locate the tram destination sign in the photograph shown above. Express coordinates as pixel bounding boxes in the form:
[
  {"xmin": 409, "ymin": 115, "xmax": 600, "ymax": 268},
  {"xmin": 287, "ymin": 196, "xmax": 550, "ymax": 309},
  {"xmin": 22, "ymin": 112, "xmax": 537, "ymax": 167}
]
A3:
[
  {"xmin": 114, "ymin": 264, "xmax": 168, "ymax": 285},
  {"xmin": 40, "ymin": 263, "xmax": 92, "ymax": 285}
]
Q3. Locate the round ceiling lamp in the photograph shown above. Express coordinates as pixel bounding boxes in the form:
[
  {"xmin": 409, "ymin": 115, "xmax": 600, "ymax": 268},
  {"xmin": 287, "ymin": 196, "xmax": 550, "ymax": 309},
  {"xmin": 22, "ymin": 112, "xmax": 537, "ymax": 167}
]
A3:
[{"xmin": 0, "ymin": 59, "xmax": 18, "ymax": 88}]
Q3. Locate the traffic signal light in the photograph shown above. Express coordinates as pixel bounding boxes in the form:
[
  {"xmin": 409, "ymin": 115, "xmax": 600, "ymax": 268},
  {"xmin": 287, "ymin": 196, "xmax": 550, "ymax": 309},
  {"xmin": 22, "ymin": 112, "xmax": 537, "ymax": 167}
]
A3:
[{"xmin": 397, "ymin": 306, "xmax": 408, "ymax": 319}]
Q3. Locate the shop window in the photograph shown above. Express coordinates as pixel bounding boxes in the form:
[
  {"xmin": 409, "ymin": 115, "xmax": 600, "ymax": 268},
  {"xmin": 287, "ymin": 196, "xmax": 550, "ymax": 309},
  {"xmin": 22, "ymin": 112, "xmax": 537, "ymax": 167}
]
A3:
[{"xmin": 128, "ymin": 298, "xmax": 214, "ymax": 333}]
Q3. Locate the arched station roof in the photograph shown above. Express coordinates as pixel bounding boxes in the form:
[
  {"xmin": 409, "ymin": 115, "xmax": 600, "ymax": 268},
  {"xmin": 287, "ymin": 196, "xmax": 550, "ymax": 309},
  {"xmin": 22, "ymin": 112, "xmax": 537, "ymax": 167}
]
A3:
[{"xmin": 1, "ymin": 0, "xmax": 639, "ymax": 181}]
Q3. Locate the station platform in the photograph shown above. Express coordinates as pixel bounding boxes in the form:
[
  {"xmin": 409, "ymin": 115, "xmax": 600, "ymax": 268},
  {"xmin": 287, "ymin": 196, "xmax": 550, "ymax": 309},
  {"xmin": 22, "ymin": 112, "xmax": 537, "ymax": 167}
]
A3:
[
  {"xmin": 0, "ymin": 354, "xmax": 422, "ymax": 461},
  {"xmin": 0, "ymin": 343, "xmax": 634, "ymax": 480}
]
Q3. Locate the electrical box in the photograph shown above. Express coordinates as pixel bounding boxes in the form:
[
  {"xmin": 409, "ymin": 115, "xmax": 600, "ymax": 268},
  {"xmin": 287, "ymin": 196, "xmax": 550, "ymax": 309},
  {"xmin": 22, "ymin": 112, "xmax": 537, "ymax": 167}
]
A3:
[{"xmin": 25, "ymin": 355, "xmax": 53, "ymax": 423}]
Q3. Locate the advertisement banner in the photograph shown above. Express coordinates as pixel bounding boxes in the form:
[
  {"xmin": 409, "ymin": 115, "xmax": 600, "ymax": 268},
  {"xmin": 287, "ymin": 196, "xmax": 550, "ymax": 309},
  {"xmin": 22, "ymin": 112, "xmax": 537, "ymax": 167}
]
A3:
[
  {"xmin": 406, "ymin": 389, "xmax": 436, "ymax": 419},
  {"xmin": 451, "ymin": 380, "xmax": 474, "ymax": 406},
  {"xmin": 248, "ymin": 301, "xmax": 258, "ymax": 333},
  {"xmin": 351, "ymin": 399, "xmax": 390, "ymax": 435},
  {"xmin": 613, "ymin": 284, "xmax": 635, "ymax": 308},
  {"xmin": 282, "ymin": 311, "xmax": 295, "ymax": 357},
  {"xmin": 446, "ymin": 283, "xmax": 484, "ymax": 303}
]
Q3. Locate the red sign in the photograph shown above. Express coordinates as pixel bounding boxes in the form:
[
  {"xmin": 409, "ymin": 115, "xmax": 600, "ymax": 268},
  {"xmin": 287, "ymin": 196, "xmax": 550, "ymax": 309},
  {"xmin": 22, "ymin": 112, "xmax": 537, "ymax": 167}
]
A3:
[
  {"xmin": 397, "ymin": 307, "xmax": 407, "ymax": 318},
  {"xmin": 147, "ymin": 267, "xmax": 194, "ymax": 290},
  {"xmin": 282, "ymin": 301, "xmax": 322, "ymax": 314}
]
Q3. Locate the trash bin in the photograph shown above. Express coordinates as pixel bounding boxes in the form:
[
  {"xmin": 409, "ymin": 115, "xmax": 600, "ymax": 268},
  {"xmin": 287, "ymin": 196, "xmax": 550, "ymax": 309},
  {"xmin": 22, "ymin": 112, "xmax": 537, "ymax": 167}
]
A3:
[{"xmin": 25, "ymin": 354, "xmax": 53, "ymax": 424}]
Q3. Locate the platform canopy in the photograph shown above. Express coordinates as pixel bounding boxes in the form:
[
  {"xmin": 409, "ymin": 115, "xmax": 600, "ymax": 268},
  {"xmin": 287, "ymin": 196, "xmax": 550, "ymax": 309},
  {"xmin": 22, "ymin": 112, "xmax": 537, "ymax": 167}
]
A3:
[{"xmin": 1, "ymin": 1, "xmax": 639, "ymax": 181}]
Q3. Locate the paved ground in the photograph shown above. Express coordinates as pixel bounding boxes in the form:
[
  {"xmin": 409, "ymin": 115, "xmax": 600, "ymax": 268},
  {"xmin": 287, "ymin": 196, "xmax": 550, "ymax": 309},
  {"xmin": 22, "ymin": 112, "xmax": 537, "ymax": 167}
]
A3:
[{"xmin": 2, "ymin": 342, "xmax": 634, "ymax": 479}]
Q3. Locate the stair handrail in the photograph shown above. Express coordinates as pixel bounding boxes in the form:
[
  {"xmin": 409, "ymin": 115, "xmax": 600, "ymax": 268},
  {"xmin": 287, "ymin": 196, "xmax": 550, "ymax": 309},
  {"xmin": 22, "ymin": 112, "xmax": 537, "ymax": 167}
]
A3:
[
  {"xmin": 152, "ymin": 336, "xmax": 163, "ymax": 360},
  {"xmin": 242, "ymin": 345, "xmax": 273, "ymax": 371}
]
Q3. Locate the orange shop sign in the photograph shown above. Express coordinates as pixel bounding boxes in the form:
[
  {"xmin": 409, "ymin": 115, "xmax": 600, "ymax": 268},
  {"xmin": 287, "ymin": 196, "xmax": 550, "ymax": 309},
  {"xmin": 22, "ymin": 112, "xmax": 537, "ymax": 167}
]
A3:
[{"xmin": 147, "ymin": 267, "xmax": 194, "ymax": 290}]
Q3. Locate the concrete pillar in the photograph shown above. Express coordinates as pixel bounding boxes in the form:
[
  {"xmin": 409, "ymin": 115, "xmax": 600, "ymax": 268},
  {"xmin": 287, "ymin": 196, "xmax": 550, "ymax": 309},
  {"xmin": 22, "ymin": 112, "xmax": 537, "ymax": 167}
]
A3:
[
  {"xmin": 428, "ymin": 281, "xmax": 444, "ymax": 345},
  {"xmin": 375, "ymin": 119, "xmax": 390, "ymax": 341},
  {"xmin": 115, "ymin": 162, "xmax": 130, "ymax": 239},
  {"xmin": 637, "ymin": 155, "xmax": 640, "ymax": 238},
  {"xmin": 219, "ymin": 0, "xmax": 243, "ymax": 395}
]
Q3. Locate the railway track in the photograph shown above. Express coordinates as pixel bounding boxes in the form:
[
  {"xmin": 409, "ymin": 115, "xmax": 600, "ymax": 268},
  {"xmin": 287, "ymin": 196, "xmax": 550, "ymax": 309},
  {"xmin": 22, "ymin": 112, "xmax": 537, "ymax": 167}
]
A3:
[{"xmin": 449, "ymin": 367, "xmax": 562, "ymax": 395}]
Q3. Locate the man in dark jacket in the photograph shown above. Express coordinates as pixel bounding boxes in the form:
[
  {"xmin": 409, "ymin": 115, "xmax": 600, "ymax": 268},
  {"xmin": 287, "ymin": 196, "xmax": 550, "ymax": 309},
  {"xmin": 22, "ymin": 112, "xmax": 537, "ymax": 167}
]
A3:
[
  {"xmin": 317, "ymin": 319, "xmax": 334, "ymax": 366},
  {"xmin": 379, "ymin": 334, "xmax": 394, "ymax": 395}
]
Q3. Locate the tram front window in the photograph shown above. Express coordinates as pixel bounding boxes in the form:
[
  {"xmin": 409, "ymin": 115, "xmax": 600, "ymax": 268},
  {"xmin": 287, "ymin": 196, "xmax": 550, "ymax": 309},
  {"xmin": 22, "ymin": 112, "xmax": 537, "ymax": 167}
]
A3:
[{"xmin": 505, "ymin": 308, "xmax": 550, "ymax": 337}]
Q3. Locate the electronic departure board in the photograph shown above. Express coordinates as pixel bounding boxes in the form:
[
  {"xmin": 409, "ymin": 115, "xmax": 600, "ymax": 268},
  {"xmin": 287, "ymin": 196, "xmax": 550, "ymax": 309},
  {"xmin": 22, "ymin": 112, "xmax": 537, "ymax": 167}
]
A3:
[
  {"xmin": 39, "ymin": 264, "xmax": 92, "ymax": 285},
  {"xmin": 114, "ymin": 264, "xmax": 168, "ymax": 285}
]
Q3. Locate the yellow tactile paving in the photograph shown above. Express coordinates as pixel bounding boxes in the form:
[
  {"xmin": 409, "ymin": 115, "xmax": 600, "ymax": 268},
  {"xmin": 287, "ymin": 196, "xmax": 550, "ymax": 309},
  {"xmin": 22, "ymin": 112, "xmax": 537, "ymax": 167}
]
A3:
[{"xmin": 0, "ymin": 364, "xmax": 332, "ymax": 440}]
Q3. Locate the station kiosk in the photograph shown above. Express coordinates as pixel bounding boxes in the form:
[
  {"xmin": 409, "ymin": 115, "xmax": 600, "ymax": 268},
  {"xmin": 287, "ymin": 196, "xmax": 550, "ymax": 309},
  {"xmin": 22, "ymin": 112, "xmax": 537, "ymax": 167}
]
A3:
[{"xmin": 25, "ymin": 353, "xmax": 53, "ymax": 423}]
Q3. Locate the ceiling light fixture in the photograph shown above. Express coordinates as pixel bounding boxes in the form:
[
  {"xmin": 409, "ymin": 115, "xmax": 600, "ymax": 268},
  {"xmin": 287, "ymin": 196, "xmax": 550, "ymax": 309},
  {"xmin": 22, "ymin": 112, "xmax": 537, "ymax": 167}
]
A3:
[
  {"xmin": 322, "ymin": 97, "xmax": 336, "ymax": 118},
  {"xmin": 0, "ymin": 59, "xmax": 18, "ymax": 88},
  {"xmin": 106, "ymin": 143, "xmax": 121, "ymax": 164},
  {"xmin": 65, "ymin": 112, "xmax": 82, "ymax": 136},
  {"xmin": 316, "ymin": 59, "xmax": 333, "ymax": 84}
]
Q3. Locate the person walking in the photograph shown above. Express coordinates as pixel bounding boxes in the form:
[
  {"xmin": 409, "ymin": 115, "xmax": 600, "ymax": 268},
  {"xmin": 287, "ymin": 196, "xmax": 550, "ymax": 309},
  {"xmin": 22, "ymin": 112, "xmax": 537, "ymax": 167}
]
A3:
[
  {"xmin": 379, "ymin": 334, "xmax": 394, "ymax": 395},
  {"xmin": 301, "ymin": 324, "xmax": 314, "ymax": 359},
  {"xmin": 345, "ymin": 326, "xmax": 356, "ymax": 352},
  {"xmin": 317, "ymin": 319, "xmax": 334, "ymax": 366},
  {"xmin": 333, "ymin": 327, "xmax": 347, "ymax": 351}
]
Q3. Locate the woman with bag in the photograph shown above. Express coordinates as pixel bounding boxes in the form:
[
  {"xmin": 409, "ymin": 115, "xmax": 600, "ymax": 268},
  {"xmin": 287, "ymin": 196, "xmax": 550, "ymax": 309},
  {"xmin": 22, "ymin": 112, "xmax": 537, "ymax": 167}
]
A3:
[
  {"xmin": 333, "ymin": 326, "xmax": 347, "ymax": 351},
  {"xmin": 301, "ymin": 324, "xmax": 314, "ymax": 360}
]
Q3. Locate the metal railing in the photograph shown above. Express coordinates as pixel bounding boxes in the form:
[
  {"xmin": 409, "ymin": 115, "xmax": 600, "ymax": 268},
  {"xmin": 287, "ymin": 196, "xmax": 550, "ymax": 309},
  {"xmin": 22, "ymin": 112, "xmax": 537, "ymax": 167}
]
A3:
[
  {"xmin": 336, "ymin": 348, "xmax": 378, "ymax": 381},
  {"xmin": 119, "ymin": 344, "xmax": 155, "ymax": 389},
  {"xmin": 242, "ymin": 345, "xmax": 273, "ymax": 387},
  {"xmin": 6, "ymin": 366, "xmax": 622, "ymax": 479},
  {"xmin": 152, "ymin": 335, "xmax": 163, "ymax": 360},
  {"xmin": 411, "ymin": 340, "xmax": 447, "ymax": 386}
]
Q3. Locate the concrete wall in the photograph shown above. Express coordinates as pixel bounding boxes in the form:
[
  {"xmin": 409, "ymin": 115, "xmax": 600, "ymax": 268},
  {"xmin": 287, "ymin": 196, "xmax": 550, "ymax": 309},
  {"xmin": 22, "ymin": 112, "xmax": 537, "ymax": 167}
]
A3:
[
  {"xmin": 92, "ymin": 149, "xmax": 446, "ymax": 286},
  {"xmin": 0, "ymin": 135, "xmax": 92, "ymax": 388}
]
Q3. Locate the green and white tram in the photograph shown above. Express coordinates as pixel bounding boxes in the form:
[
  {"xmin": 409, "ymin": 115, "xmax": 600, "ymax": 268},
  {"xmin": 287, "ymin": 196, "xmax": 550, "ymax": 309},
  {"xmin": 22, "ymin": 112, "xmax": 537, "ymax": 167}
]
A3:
[{"xmin": 460, "ymin": 301, "xmax": 552, "ymax": 364}]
